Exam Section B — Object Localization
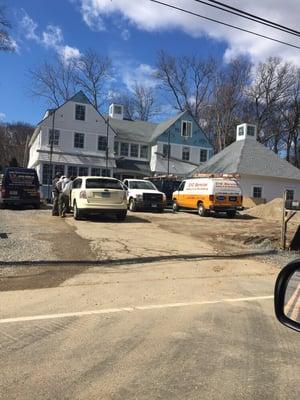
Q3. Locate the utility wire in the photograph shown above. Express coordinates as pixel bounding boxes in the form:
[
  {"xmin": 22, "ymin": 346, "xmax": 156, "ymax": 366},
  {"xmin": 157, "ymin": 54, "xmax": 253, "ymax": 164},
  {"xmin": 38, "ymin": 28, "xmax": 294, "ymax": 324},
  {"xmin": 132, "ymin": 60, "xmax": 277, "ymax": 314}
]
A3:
[
  {"xmin": 193, "ymin": 0, "xmax": 300, "ymax": 38},
  {"xmin": 205, "ymin": 0, "xmax": 300, "ymax": 38},
  {"xmin": 148, "ymin": 0, "xmax": 300, "ymax": 50}
]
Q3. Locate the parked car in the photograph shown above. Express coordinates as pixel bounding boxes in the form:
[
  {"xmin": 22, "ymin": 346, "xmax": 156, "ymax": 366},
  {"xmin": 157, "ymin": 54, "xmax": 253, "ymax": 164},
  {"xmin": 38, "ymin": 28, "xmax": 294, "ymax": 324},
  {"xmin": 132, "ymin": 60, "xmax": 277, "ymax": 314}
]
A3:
[
  {"xmin": 70, "ymin": 176, "xmax": 127, "ymax": 221},
  {"xmin": 0, "ymin": 167, "xmax": 41, "ymax": 209},
  {"xmin": 172, "ymin": 175, "xmax": 243, "ymax": 218},
  {"xmin": 123, "ymin": 179, "xmax": 166, "ymax": 212}
]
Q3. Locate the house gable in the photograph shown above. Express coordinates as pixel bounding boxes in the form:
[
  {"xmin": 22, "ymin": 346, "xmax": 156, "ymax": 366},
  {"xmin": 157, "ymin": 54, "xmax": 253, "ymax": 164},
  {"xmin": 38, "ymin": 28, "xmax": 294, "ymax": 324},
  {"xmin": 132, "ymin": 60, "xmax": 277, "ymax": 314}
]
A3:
[{"xmin": 156, "ymin": 112, "xmax": 212, "ymax": 149}]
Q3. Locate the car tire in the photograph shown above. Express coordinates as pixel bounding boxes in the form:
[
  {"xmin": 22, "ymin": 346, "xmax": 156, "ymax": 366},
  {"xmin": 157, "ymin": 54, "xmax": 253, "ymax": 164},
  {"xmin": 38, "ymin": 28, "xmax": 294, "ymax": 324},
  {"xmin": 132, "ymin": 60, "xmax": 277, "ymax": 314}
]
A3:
[
  {"xmin": 129, "ymin": 198, "xmax": 137, "ymax": 212},
  {"xmin": 198, "ymin": 203, "xmax": 208, "ymax": 217},
  {"xmin": 116, "ymin": 211, "xmax": 127, "ymax": 221},
  {"xmin": 226, "ymin": 210, "xmax": 236, "ymax": 218},
  {"xmin": 73, "ymin": 202, "xmax": 82, "ymax": 220},
  {"xmin": 172, "ymin": 201, "xmax": 179, "ymax": 212}
]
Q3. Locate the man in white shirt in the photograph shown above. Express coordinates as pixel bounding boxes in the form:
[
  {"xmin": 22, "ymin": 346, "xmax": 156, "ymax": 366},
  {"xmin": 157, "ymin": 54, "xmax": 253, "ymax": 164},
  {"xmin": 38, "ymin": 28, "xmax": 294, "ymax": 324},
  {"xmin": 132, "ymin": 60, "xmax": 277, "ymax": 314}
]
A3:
[{"xmin": 58, "ymin": 175, "xmax": 74, "ymax": 218}]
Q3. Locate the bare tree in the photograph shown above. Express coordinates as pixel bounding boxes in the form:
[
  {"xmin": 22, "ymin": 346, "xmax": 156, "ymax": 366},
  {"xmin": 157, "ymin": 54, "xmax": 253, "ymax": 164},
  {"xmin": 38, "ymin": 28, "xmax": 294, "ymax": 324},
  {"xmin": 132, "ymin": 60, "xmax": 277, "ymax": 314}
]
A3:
[
  {"xmin": 156, "ymin": 50, "xmax": 216, "ymax": 123},
  {"xmin": 0, "ymin": 122, "xmax": 34, "ymax": 170},
  {"xmin": 246, "ymin": 57, "xmax": 295, "ymax": 151},
  {"xmin": 29, "ymin": 57, "xmax": 77, "ymax": 107},
  {"xmin": 0, "ymin": 6, "xmax": 15, "ymax": 51},
  {"xmin": 28, "ymin": 49, "xmax": 112, "ymax": 109},
  {"xmin": 74, "ymin": 49, "xmax": 112, "ymax": 110},
  {"xmin": 110, "ymin": 83, "xmax": 158, "ymax": 121},
  {"xmin": 206, "ymin": 57, "xmax": 252, "ymax": 151}
]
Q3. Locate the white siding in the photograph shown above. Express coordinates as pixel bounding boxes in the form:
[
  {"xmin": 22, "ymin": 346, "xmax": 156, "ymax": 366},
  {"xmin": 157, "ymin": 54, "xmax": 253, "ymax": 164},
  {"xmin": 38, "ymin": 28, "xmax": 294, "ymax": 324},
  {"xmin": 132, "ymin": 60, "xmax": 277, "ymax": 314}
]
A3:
[{"xmin": 240, "ymin": 174, "xmax": 300, "ymax": 201}]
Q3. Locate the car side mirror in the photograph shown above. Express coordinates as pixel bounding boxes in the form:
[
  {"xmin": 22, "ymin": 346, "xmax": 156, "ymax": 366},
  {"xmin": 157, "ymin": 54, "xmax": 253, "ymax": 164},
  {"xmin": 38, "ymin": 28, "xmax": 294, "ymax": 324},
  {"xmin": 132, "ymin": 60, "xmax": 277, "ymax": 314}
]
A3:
[{"xmin": 274, "ymin": 259, "xmax": 300, "ymax": 332}]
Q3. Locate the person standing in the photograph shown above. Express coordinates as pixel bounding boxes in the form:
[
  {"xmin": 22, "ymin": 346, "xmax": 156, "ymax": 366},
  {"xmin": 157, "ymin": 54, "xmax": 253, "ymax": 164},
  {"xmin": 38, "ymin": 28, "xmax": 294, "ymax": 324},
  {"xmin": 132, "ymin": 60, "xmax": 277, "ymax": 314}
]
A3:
[
  {"xmin": 58, "ymin": 175, "xmax": 74, "ymax": 218},
  {"xmin": 52, "ymin": 173, "xmax": 62, "ymax": 216}
]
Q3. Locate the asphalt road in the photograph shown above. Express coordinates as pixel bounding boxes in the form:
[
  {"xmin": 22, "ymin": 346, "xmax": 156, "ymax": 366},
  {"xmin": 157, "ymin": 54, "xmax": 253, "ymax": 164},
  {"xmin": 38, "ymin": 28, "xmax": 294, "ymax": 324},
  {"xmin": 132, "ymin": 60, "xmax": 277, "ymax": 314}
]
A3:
[{"xmin": 0, "ymin": 210, "xmax": 299, "ymax": 399}]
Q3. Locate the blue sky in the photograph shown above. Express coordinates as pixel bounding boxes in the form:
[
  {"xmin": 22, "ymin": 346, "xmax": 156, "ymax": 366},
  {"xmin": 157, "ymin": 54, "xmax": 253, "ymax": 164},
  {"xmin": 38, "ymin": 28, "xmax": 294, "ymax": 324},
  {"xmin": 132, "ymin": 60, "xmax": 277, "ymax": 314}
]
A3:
[{"xmin": 0, "ymin": 0, "xmax": 298, "ymax": 125}]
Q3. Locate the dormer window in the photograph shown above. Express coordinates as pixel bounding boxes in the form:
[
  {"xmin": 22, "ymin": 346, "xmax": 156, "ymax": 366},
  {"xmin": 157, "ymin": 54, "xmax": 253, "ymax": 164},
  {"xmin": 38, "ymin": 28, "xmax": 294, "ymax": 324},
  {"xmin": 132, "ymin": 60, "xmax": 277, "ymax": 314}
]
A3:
[
  {"xmin": 75, "ymin": 104, "xmax": 85, "ymax": 121},
  {"xmin": 114, "ymin": 105, "xmax": 122, "ymax": 115},
  {"xmin": 181, "ymin": 121, "xmax": 192, "ymax": 137},
  {"xmin": 247, "ymin": 126, "xmax": 255, "ymax": 136}
]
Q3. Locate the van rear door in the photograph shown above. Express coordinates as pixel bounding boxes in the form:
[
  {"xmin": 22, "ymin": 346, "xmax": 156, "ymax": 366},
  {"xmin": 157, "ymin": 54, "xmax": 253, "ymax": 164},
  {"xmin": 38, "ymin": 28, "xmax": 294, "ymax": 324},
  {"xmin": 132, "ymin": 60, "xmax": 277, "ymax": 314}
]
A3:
[{"xmin": 4, "ymin": 168, "xmax": 40, "ymax": 201}]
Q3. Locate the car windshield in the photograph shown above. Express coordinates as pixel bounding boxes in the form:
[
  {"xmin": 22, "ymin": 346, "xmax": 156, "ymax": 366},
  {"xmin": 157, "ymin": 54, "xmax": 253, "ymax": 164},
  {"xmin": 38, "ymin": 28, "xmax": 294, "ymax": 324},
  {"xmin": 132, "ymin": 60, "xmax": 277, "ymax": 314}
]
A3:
[
  {"xmin": 86, "ymin": 178, "xmax": 123, "ymax": 190},
  {"xmin": 129, "ymin": 181, "xmax": 157, "ymax": 190}
]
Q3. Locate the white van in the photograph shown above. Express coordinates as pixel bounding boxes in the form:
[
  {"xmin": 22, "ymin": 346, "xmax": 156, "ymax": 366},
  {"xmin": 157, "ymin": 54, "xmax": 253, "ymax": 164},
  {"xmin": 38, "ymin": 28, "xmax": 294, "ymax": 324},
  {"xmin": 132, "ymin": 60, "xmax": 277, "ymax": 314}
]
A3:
[{"xmin": 172, "ymin": 176, "xmax": 243, "ymax": 218}]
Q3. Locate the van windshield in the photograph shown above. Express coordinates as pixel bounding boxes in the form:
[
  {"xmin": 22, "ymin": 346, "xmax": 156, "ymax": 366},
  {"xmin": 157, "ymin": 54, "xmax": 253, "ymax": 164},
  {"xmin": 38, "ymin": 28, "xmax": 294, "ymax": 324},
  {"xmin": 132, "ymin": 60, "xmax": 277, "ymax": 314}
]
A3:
[{"xmin": 86, "ymin": 179, "xmax": 123, "ymax": 190}]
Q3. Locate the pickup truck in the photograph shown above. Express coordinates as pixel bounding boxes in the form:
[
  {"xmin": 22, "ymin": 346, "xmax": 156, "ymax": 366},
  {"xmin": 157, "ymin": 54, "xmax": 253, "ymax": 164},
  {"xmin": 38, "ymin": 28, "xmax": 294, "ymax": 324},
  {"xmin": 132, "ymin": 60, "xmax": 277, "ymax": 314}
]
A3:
[{"xmin": 123, "ymin": 179, "xmax": 166, "ymax": 212}]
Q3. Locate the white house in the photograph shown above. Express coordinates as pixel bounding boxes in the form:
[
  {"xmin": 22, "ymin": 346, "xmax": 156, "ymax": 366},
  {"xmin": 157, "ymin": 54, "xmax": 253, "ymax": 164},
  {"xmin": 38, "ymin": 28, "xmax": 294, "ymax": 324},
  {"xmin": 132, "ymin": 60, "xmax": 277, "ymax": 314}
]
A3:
[
  {"xmin": 191, "ymin": 123, "xmax": 300, "ymax": 202},
  {"xmin": 28, "ymin": 91, "xmax": 213, "ymax": 197}
]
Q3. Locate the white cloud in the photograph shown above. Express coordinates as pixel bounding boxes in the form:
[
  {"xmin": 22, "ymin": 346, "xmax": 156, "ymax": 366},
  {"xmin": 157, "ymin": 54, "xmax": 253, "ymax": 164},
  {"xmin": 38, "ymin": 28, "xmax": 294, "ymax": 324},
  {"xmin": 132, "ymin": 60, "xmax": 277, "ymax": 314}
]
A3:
[
  {"xmin": 121, "ymin": 29, "xmax": 130, "ymax": 41},
  {"xmin": 41, "ymin": 25, "xmax": 63, "ymax": 48},
  {"xmin": 80, "ymin": 0, "xmax": 105, "ymax": 31},
  {"xmin": 20, "ymin": 11, "xmax": 39, "ymax": 41},
  {"xmin": 0, "ymin": 112, "xmax": 6, "ymax": 121},
  {"xmin": 76, "ymin": 0, "xmax": 300, "ymax": 65},
  {"xmin": 121, "ymin": 62, "xmax": 157, "ymax": 91},
  {"xmin": 20, "ymin": 10, "xmax": 81, "ymax": 62},
  {"xmin": 59, "ymin": 45, "xmax": 82, "ymax": 63}
]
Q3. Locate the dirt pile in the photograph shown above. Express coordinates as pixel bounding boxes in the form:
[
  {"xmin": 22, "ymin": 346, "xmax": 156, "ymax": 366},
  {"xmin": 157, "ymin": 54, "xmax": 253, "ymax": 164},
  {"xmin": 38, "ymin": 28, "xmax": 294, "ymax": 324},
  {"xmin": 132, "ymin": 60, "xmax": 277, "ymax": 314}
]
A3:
[{"xmin": 242, "ymin": 198, "xmax": 300, "ymax": 222}]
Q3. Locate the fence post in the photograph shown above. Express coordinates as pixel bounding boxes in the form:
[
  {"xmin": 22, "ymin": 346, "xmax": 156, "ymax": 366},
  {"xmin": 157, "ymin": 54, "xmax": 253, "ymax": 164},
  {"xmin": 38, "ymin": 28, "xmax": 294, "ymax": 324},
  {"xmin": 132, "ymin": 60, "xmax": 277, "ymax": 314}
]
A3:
[{"xmin": 281, "ymin": 191, "xmax": 287, "ymax": 250}]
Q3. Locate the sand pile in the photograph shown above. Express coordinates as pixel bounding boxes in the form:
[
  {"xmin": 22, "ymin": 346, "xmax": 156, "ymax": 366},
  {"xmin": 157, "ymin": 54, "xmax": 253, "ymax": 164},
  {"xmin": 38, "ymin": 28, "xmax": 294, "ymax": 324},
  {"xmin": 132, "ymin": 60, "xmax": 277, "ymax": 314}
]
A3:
[{"xmin": 242, "ymin": 198, "xmax": 300, "ymax": 221}]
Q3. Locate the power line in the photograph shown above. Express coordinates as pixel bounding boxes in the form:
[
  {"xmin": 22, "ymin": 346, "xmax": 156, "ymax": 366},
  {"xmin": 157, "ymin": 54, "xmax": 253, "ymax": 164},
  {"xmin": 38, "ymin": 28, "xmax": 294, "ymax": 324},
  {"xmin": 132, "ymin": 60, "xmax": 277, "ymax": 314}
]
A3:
[
  {"xmin": 148, "ymin": 0, "xmax": 300, "ymax": 50},
  {"xmin": 205, "ymin": 0, "xmax": 300, "ymax": 38},
  {"xmin": 193, "ymin": 0, "xmax": 300, "ymax": 38}
]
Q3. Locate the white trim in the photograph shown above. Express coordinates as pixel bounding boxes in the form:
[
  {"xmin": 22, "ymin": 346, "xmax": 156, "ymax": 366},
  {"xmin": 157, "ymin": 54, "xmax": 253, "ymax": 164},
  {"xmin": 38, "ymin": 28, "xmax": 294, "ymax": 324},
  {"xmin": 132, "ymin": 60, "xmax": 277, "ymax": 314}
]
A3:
[{"xmin": 181, "ymin": 120, "xmax": 193, "ymax": 138}]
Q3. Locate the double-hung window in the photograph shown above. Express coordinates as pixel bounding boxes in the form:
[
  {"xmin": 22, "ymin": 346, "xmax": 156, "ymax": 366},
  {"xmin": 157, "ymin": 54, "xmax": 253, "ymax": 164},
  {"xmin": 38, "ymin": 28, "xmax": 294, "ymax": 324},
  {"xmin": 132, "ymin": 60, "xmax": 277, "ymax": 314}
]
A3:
[
  {"xmin": 49, "ymin": 129, "xmax": 60, "ymax": 146},
  {"xmin": 200, "ymin": 149, "xmax": 208, "ymax": 163},
  {"xmin": 75, "ymin": 104, "xmax": 85, "ymax": 121},
  {"xmin": 78, "ymin": 167, "xmax": 88, "ymax": 176},
  {"xmin": 286, "ymin": 189, "xmax": 294, "ymax": 200},
  {"xmin": 181, "ymin": 121, "xmax": 192, "ymax": 137},
  {"xmin": 182, "ymin": 147, "xmax": 190, "ymax": 161},
  {"xmin": 140, "ymin": 145, "xmax": 148, "ymax": 159},
  {"xmin": 253, "ymin": 186, "xmax": 262, "ymax": 199},
  {"xmin": 91, "ymin": 168, "xmax": 101, "ymax": 176},
  {"xmin": 68, "ymin": 166, "xmax": 78, "ymax": 177},
  {"xmin": 120, "ymin": 143, "xmax": 129, "ymax": 156},
  {"xmin": 130, "ymin": 144, "xmax": 139, "ymax": 158},
  {"xmin": 114, "ymin": 141, "xmax": 119, "ymax": 155},
  {"xmin": 98, "ymin": 136, "xmax": 107, "ymax": 151},
  {"xmin": 74, "ymin": 132, "xmax": 85, "ymax": 149}
]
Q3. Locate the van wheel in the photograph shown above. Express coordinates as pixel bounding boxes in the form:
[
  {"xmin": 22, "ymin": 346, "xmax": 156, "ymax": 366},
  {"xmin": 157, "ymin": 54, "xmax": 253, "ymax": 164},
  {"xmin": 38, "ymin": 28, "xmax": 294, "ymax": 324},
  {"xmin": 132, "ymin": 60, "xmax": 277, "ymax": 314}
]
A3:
[
  {"xmin": 172, "ymin": 201, "xmax": 179, "ymax": 212},
  {"xmin": 226, "ymin": 210, "xmax": 236, "ymax": 218},
  {"xmin": 129, "ymin": 198, "xmax": 137, "ymax": 212},
  {"xmin": 73, "ymin": 202, "xmax": 82, "ymax": 220},
  {"xmin": 198, "ymin": 203, "xmax": 208, "ymax": 217}
]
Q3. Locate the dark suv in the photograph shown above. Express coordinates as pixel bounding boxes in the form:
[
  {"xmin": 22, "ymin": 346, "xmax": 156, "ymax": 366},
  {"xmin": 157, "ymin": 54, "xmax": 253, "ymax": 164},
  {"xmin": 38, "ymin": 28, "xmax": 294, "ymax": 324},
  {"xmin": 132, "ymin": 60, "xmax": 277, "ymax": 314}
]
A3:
[{"xmin": 0, "ymin": 167, "xmax": 41, "ymax": 209}]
